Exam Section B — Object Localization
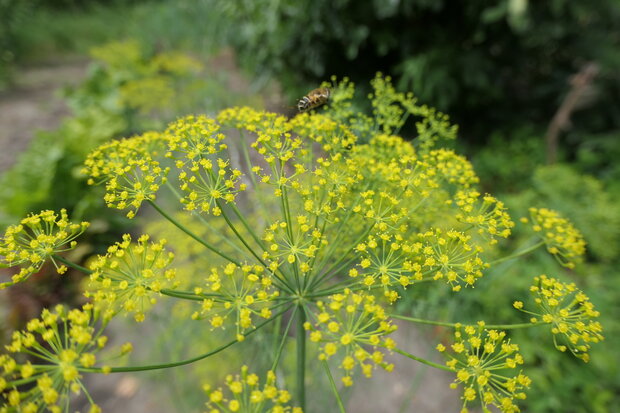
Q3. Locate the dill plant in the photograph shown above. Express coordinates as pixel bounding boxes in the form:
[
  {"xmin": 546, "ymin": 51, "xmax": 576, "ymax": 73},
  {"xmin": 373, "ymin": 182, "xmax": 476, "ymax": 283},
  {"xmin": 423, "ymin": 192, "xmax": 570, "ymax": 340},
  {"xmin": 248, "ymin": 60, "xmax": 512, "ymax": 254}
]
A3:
[{"xmin": 0, "ymin": 74, "xmax": 603, "ymax": 413}]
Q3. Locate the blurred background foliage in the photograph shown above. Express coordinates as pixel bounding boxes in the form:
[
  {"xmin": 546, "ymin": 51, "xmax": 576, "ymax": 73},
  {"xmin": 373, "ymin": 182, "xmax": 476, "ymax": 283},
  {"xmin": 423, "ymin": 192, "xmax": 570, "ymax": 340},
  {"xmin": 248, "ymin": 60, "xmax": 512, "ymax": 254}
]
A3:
[{"xmin": 1, "ymin": 0, "xmax": 619, "ymax": 411}]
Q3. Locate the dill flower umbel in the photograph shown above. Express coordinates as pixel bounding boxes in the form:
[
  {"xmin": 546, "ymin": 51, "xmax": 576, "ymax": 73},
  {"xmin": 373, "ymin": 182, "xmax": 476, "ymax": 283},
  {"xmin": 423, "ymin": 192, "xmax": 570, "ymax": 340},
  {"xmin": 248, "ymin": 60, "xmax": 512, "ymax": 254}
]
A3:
[
  {"xmin": 218, "ymin": 107, "xmax": 300, "ymax": 166},
  {"xmin": 82, "ymin": 131, "xmax": 170, "ymax": 219},
  {"xmin": 261, "ymin": 218, "xmax": 325, "ymax": 277},
  {"xmin": 202, "ymin": 366, "xmax": 301, "ymax": 413},
  {"xmin": 288, "ymin": 112, "xmax": 357, "ymax": 153},
  {"xmin": 454, "ymin": 190, "xmax": 514, "ymax": 244},
  {"xmin": 413, "ymin": 228, "xmax": 488, "ymax": 291},
  {"xmin": 0, "ymin": 209, "xmax": 89, "ymax": 289},
  {"xmin": 178, "ymin": 157, "xmax": 246, "ymax": 216},
  {"xmin": 514, "ymin": 275, "xmax": 603, "ymax": 362},
  {"xmin": 191, "ymin": 263, "xmax": 280, "ymax": 341},
  {"xmin": 304, "ymin": 289, "xmax": 397, "ymax": 386},
  {"xmin": 438, "ymin": 322, "xmax": 531, "ymax": 413},
  {"xmin": 1, "ymin": 304, "xmax": 128, "ymax": 413},
  {"xmin": 85, "ymin": 234, "xmax": 178, "ymax": 322},
  {"xmin": 521, "ymin": 208, "xmax": 586, "ymax": 268},
  {"xmin": 82, "ymin": 131, "xmax": 168, "ymax": 184},
  {"xmin": 165, "ymin": 114, "xmax": 226, "ymax": 161},
  {"xmin": 352, "ymin": 233, "xmax": 415, "ymax": 296},
  {"xmin": 423, "ymin": 149, "xmax": 479, "ymax": 190}
]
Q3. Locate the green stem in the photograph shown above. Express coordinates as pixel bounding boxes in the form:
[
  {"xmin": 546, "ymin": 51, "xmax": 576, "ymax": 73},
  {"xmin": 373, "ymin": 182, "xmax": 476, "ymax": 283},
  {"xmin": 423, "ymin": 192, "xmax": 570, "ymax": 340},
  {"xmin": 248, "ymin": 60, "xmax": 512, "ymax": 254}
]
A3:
[
  {"xmin": 216, "ymin": 201, "xmax": 266, "ymax": 266},
  {"xmin": 80, "ymin": 305, "xmax": 292, "ymax": 373},
  {"xmin": 296, "ymin": 303, "xmax": 307, "ymax": 409},
  {"xmin": 390, "ymin": 314, "xmax": 544, "ymax": 330},
  {"xmin": 158, "ymin": 289, "xmax": 204, "ymax": 301},
  {"xmin": 484, "ymin": 322, "xmax": 543, "ymax": 330},
  {"xmin": 165, "ymin": 180, "xmax": 253, "ymax": 259},
  {"xmin": 271, "ymin": 306, "xmax": 297, "ymax": 371},
  {"xmin": 230, "ymin": 203, "xmax": 266, "ymax": 251},
  {"xmin": 280, "ymin": 185, "xmax": 302, "ymax": 290},
  {"xmin": 307, "ymin": 279, "xmax": 361, "ymax": 298},
  {"xmin": 53, "ymin": 254, "xmax": 90, "ymax": 274},
  {"xmin": 389, "ymin": 314, "xmax": 460, "ymax": 328},
  {"xmin": 307, "ymin": 224, "xmax": 374, "ymax": 292},
  {"xmin": 216, "ymin": 202, "xmax": 294, "ymax": 295},
  {"xmin": 322, "ymin": 360, "xmax": 346, "ymax": 413},
  {"xmin": 148, "ymin": 200, "xmax": 240, "ymax": 265},
  {"xmin": 489, "ymin": 240, "xmax": 545, "ymax": 266},
  {"xmin": 393, "ymin": 348, "xmax": 452, "ymax": 372}
]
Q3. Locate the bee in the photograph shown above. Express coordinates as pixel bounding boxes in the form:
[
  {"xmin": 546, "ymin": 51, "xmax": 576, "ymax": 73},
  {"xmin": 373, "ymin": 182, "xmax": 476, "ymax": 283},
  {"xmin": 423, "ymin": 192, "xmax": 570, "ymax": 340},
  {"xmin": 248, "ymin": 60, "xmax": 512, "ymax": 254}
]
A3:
[{"xmin": 297, "ymin": 87, "xmax": 331, "ymax": 112}]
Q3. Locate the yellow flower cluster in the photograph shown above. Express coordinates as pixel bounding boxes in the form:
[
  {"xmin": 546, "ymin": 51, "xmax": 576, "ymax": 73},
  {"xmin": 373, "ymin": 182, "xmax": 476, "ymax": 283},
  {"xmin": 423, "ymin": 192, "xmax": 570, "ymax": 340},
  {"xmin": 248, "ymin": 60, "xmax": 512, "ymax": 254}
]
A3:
[
  {"xmin": 151, "ymin": 51, "xmax": 204, "ymax": 76},
  {"xmin": 102, "ymin": 157, "xmax": 169, "ymax": 218},
  {"xmin": 179, "ymin": 157, "xmax": 246, "ymax": 216},
  {"xmin": 454, "ymin": 190, "xmax": 514, "ymax": 243},
  {"xmin": 521, "ymin": 208, "xmax": 586, "ymax": 268},
  {"xmin": 165, "ymin": 115, "xmax": 227, "ymax": 161},
  {"xmin": 203, "ymin": 366, "xmax": 301, "ymax": 413},
  {"xmin": 261, "ymin": 218, "xmax": 325, "ymax": 276},
  {"xmin": 91, "ymin": 40, "xmax": 203, "ymax": 114},
  {"xmin": 191, "ymin": 263, "xmax": 279, "ymax": 341},
  {"xmin": 514, "ymin": 275, "xmax": 603, "ymax": 362},
  {"xmin": 424, "ymin": 149, "xmax": 479, "ymax": 189},
  {"xmin": 288, "ymin": 112, "xmax": 357, "ymax": 153},
  {"xmin": 352, "ymin": 190, "xmax": 403, "ymax": 231},
  {"xmin": 348, "ymin": 137, "xmax": 445, "ymax": 226},
  {"xmin": 218, "ymin": 107, "xmax": 300, "ymax": 166},
  {"xmin": 438, "ymin": 322, "xmax": 531, "ymax": 413},
  {"xmin": 82, "ymin": 131, "xmax": 170, "ymax": 218},
  {"xmin": 364, "ymin": 133, "xmax": 416, "ymax": 162},
  {"xmin": 90, "ymin": 40, "xmax": 142, "ymax": 71},
  {"xmin": 0, "ymin": 209, "xmax": 89, "ymax": 289},
  {"xmin": 1, "ymin": 304, "xmax": 129, "ymax": 413},
  {"xmin": 412, "ymin": 228, "xmax": 488, "ymax": 291},
  {"xmin": 293, "ymin": 153, "xmax": 359, "ymax": 218},
  {"xmin": 351, "ymin": 233, "xmax": 416, "ymax": 299},
  {"xmin": 85, "ymin": 234, "xmax": 178, "ymax": 322},
  {"xmin": 369, "ymin": 74, "xmax": 412, "ymax": 135},
  {"xmin": 82, "ymin": 131, "xmax": 166, "ymax": 184},
  {"xmin": 304, "ymin": 289, "xmax": 397, "ymax": 387}
]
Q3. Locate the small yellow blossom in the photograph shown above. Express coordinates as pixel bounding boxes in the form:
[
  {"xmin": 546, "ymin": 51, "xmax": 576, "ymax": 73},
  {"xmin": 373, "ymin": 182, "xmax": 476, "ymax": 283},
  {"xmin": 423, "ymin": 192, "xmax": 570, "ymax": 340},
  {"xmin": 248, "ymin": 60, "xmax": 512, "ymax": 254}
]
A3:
[
  {"xmin": 191, "ymin": 264, "xmax": 279, "ymax": 338},
  {"xmin": 0, "ymin": 209, "xmax": 89, "ymax": 289},
  {"xmin": 525, "ymin": 208, "xmax": 586, "ymax": 268},
  {"xmin": 517, "ymin": 275, "xmax": 603, "ymax": 361},
  {"xmin": 1, "ymin": 305, "xmax": 120, "ymax": 412},
  {"xmin": 85, "ymin": 234, "xmax": 178, "ymax": 321},
  {"xmin": 202, "ymin": 366, "xmax": 300, "ymax": 412},
  {"xmin": 306, "ymin": 289, "xmax": 397, "ymax": 386},
  {"xmin": 441, "ymin": 324, "xmax": 530, "ymax": 413}
]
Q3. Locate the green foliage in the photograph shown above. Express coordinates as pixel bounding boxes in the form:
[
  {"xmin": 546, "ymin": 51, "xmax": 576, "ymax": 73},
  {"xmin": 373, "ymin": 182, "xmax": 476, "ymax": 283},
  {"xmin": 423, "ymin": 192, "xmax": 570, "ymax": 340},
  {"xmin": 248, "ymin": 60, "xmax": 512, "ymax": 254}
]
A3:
[
  {"xmin": 0, "ymin": 0, "xmax": 36, "ymax": 88},
  {"xmin": 12, "ymin": 0, "xmax": 229, "ymax": 66},
  {"xmin": 471, "ymin": 130, "xmax": 545, "ymax": 193}
]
